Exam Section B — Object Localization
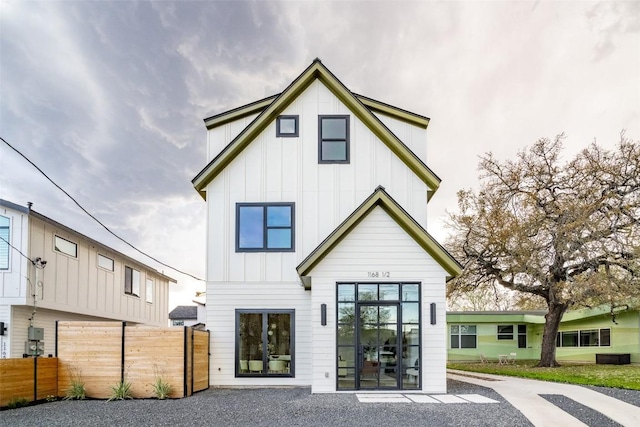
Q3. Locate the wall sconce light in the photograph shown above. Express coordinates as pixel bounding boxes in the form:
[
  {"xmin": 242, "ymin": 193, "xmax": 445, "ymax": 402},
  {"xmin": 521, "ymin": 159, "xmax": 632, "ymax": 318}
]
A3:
[
  {"xmin": 321, "ymin": 304, "xmax": 327, "ymax": 326},
  {"xmin": 430, "ymin": 303, "xmax": 436, "ymax": 325}
]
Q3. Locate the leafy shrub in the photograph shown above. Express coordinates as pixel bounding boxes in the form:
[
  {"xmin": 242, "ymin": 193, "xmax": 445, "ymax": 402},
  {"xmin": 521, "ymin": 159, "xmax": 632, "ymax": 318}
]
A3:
[{"xmin": 7, "ymin": 397, "xmax": 29, "ymax": 409}]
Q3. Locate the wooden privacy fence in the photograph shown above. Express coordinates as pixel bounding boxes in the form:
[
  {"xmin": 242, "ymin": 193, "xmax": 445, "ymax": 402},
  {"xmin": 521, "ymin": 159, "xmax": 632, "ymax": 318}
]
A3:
[
  {"xmin": 56, "ymin": 321, "xmax": 209, "ymax": 399},
  {"xmin": 0, "ymin": 357, "xmax": 57, "ymax": 407}
]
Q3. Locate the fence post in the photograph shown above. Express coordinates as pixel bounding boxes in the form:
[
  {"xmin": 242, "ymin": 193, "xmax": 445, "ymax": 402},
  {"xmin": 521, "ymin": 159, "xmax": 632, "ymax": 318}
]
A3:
[{"xmin": 121, "ymin": 322, "xmax": 126, "ymax": 383}]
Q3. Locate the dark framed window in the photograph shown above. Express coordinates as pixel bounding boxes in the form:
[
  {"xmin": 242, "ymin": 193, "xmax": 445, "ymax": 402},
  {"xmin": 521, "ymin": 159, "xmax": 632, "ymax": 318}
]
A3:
[
  {"xmin": 497, "ymin": 325, "xmax": 514, "ymax": 340},
  {"xmin": 276, "ymin": 115, "xmax": 299, "ymax": 137},
  {"xmin": 124, "ymin": 266, "xmax": 140, "ymax": 297},
  {"xmin": 236, "ymin": 203, "xmax": 294, "ymax": 252},
  {"xmin": 54, "ymin": 235, "xmax": 77, "ymax": 258},
  {"xmin": 517, "ymin": 325, "xmax": 527, "ymax": 348},
  {"xmin": 236, "ymin": 309, "xmax": 294, "ymax": 377},
  {"xmin": 556, "ymin": 329, "xmax": 610, "ymax": 347},
  {"xmin": 318, "ymin": 115, "xmax": 349, "ymax": 163},
  {"xmin": 0, "ymin": 215, "xmax": 9, "ymax": 270},
  {"xmin": 450, "ymin": 325, "xmax": 477, "ymax": 349}
]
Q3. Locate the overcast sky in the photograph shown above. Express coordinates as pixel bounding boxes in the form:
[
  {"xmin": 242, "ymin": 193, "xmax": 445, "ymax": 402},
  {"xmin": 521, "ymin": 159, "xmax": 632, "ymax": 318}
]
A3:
[{"xmin": 1, "ymin": 1, "xmax": 638, "ymax": 309}]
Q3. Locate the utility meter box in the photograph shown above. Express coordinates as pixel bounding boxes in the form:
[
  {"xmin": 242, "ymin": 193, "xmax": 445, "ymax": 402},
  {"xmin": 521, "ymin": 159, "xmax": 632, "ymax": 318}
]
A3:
[
  {"xmin": 28, "ymin": 326, "xmax": 44, "ymax": 341},
  {"xmin": 25, "ymin": 340, "xmax": 45, "ymax": 356}
]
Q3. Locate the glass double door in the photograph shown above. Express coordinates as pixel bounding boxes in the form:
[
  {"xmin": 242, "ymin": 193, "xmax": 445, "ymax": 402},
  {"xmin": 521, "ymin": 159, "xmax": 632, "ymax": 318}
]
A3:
[{"xmin": 357, "ymin": 303, "xmax": 400, "ymax": 389}]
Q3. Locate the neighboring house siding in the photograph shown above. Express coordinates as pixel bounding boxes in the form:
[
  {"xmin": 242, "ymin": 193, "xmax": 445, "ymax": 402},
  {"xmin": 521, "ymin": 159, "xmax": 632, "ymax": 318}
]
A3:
[
  {"xmin": 9, "ymin": 306, "xmax": 113, "ymax": 358},
  {"xmin": 206, "ymin": 282, "xmax": 311, "ymax": 387},
  {"xmin": 206, "ymin": 80, "xmax": 429, "ymax": 284},
  {"xmin": 28, "ymin": 216, "xmax": 169, "ymax": 326},
  {"xmin": 0, "ymin": 205, "xmax": 29, "ymax": 301},
  {"xmin": 308, "ymin": 207, "xmax": 448, "ymax": 393}
]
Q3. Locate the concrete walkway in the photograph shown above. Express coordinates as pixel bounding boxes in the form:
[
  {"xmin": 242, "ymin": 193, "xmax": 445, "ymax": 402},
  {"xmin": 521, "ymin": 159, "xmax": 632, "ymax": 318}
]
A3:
[{"xmin": 448, "ymin": 369, "xmax": 640, "ymax": 427}]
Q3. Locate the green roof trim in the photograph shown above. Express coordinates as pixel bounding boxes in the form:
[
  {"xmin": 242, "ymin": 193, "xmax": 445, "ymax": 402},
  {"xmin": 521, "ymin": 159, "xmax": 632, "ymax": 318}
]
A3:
[
  {"xmin": 192, "ymin": 59, "xmax": 441, "ymax": 200},
  {"xmin": 296, "ymin": 186, "xmax": 462, "ymax": 289}
]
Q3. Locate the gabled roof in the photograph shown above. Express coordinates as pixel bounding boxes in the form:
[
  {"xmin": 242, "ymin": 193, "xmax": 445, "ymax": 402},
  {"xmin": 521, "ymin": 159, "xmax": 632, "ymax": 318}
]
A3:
[
  {"xmin": 169, "ymin": 305, "xmax": 198, "ymax": 320},
  {"xmin": 203, "ymin": 93, "xmax": 430, "ymax": 130},
  {"xmin": 192, "ymin": 59, "xmax": 441, "ymax": 200},
  {"xmin": 296, "ymin": 186, "xmax": 462, "ymax": 289}
]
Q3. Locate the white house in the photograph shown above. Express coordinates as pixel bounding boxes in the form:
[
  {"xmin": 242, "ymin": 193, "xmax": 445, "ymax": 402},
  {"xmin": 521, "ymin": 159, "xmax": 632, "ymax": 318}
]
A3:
[
  {"xmin": 0, "ymin": 199, "xmax": 176, "ymax": 359},
  {"xmin": 192, "ymin": 59, "xmax": 461, "ymax": 393},
  {"xmin": 169, "ymin": 299, "xmax": 206, "ymax": 329}
]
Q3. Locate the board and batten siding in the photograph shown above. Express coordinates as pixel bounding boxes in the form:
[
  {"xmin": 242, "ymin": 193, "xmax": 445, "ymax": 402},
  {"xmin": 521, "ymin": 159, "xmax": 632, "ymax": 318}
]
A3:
[
  {"xmin": 28, "ymin": 217, "xmax": 169, "ymax": 326},
  {"xmin": 9, "ymin": 306, "xmax": 113, "ymax": 358},
  {"xmin": 0, "ymin": 205, "xmax": 29, "ymax": 300},
  {"xmin": 206, "ymin": 80, "xmax": 430, "ymax": 284},
  {"xmin": 307, "ymin": 207, "xmax": 448, "ymax": 393},
  {"xmin": 206, "ymin": 281, "xmax": 311, "ymax": 386}
]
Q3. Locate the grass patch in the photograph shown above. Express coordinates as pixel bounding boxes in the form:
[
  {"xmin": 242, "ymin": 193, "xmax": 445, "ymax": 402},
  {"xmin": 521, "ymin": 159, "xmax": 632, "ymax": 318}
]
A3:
[{"xmin": 447, "ymin": 361, "xmax": 640, "ymax": 390}]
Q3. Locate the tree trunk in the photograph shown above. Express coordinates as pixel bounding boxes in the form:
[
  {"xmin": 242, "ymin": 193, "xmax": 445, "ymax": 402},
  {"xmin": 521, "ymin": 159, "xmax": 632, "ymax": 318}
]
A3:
[{"xmin": 537, "ymin": 302, "xmax": 568, "ymax": 367}]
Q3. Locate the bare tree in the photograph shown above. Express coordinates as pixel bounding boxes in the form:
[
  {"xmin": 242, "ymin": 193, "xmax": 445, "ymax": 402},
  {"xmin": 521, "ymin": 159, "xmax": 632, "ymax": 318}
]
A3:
[{"xmin": 447, "ymin": 133, "xmax": 640, "ymax": 367}]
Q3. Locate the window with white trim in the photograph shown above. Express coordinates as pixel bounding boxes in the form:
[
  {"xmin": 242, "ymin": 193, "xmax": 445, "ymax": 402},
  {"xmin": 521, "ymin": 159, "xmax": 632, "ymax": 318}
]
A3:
[
  {"xmin": 54, "ymin": 235, "xmax": 77, "ymax": 258},
  {"xmin": 556, "ymin": 328, "xmax": 610, "ymax": 347},
  {"xmin": 450, "ymin": 325, "xmax": 477, "ymax": 349},
  {"xmin": 497, "ymin": 325, "xmax": 514, "ymax": 340},
  {"xmin": 0, "ymin": 215, "xmax": 9, "ymax": 270},
  {"xmin": 146, "ymin": 278, "xmax": 153, "ymax": 303},
  {"xmin": 124, "ymin": 266, "xmax": 140, "ymax": 297},
  {"xmin": 98, "ymin": 254, "xmax": 114, "ymax": 271}
]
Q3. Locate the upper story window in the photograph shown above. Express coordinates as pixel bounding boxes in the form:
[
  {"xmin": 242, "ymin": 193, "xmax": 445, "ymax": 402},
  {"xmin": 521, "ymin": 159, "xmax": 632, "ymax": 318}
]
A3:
[
  {"xmin": 276, "ymin": 115, "xmax": 299, "ymax": 137},
  {"xmin": 146, "ymin": 278, "xmax": 153, "ymax": 303},
  {"xmin": 98, "ymin": 254, "xmax": 114, "ymax": 271},
  {"xmin": 124, "ymin": 266, "xmax": 140, "ymax": 297},
  {"xmin": 0, "ymin": 215, "xmax": 9, "ymax": 270},
  {"xmin": 54, "ymin": 235, "xmax": 77, "ymax": 258},
  {"xmin": 236, "ymin": 203, "xmax": 295, "ymax": 252},
  {"xmin": 318, "ymin": 115, "xmax": 350, "ymax": 163}
]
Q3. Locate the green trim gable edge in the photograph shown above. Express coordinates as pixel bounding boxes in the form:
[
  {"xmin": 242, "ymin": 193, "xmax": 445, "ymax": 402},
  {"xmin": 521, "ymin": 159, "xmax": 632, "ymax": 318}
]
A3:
[
  {"xmin": 296, "ymin": 186, "xmax": 462, "ymax": 290},
  {"xmin": 203, "ymin": 94, "xmax": 430, "ymax": 130},
  {"xmin": 192, "ymin": 59, "xmax": 441, "ymax": 200}
]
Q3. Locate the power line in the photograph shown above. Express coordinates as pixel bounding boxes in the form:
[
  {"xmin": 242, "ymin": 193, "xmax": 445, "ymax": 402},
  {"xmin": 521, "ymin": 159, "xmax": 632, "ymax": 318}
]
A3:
[
  {"xmin": 0, "ymin": 235, "xmax": 32, "ymax": 263},
  {"xmin": 1, "ymin": 136, "xmax": 204, "ymax": 282}
]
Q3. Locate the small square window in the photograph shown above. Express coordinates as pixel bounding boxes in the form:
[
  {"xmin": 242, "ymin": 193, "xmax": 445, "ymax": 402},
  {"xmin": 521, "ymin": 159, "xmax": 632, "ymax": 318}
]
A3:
[
  {"xmin": 319, "ymin": 115, "xmax": 349, "ymax": 163},
  {"xmin": 276, "ymin": 115, "xmax": 299, "ymax": 137},
  {"xmin": 54, "ymin": 235, "xmax": 77, "ymax": 258}
]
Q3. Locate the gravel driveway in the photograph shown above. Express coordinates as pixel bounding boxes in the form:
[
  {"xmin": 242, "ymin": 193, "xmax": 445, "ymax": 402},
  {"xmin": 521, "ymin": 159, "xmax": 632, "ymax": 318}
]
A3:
[{"xmin": 0, "ymin": 380, "xmax": 532, "ymax": 427}]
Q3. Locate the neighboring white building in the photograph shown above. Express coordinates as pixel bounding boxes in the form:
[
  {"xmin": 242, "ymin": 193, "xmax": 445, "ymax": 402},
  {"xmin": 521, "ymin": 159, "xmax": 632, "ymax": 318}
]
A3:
[
  {"xmin": 0, "ymin": 199, "xmax": 176, "ymax": 359},
  {"xmin": 169, "ymin": 300, "xmax": 206, "ymax": 329},
  {"xmin": 192, "ymin": 59, "xmax": 460, "ymax": 393}
]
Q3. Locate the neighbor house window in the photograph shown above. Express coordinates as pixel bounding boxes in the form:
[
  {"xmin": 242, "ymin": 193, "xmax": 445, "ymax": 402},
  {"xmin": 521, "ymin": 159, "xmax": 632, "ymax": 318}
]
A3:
[
  {"xmin": 124, "ymin": 266, "xmax": 140, "ymax": 297},
  {"xmin": 518, "ymin": 325, "xmax": 527, "ymax": 348},
  {"xmin": 450, "ymin": 325, "xmax": 477, "ymax": 349},
  {"xmin": 146, "ymin": 278, "xmax": 153, "ymax": 303},
  {"xmin": 556, "ymin": 328, "xmax": 610, "ymax": 347},
  {"xmin": 98, "ymin": 254, "xmax": 114, "ymax": 271},
  {"xmin": 0, "ymin": 215, "xmax": 9, "ymax": 270},
  {"xmin": 497, "ymin": 325, "xmax": 514, "ymax": 340},
  {"xmin": 236, "ymin": 203, "xmax": 294, "ymax": 252},
  {"xmin": 276, "ymin": 115, "xmax": 299, "ymax": 137},
  {"xmin": 236, "ymin": 309, "xmax": 294, "ymax": 377},
  {"xmin": 172, "ymin": 320, "xmax": 184, "ymax": 326},
  {"xmin": 318, "ymin": 115, "xmax": 349, "ymax": 163},
  {"xmin": 54, "ymin": 235, "xmax": 77, "ymax": 258}
]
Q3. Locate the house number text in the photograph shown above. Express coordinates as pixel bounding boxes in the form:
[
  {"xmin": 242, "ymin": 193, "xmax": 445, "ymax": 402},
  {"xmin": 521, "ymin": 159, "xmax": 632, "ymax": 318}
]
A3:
[{"xmin": 367, "ymin": 271, "xmax": 390, "ymax": 278}]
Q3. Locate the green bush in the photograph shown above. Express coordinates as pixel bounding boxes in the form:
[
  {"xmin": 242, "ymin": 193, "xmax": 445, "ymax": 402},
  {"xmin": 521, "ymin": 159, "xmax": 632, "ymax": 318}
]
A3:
[{"xmin": 7, "ymin": 397, "xmax": 30, "ymax": 409}]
